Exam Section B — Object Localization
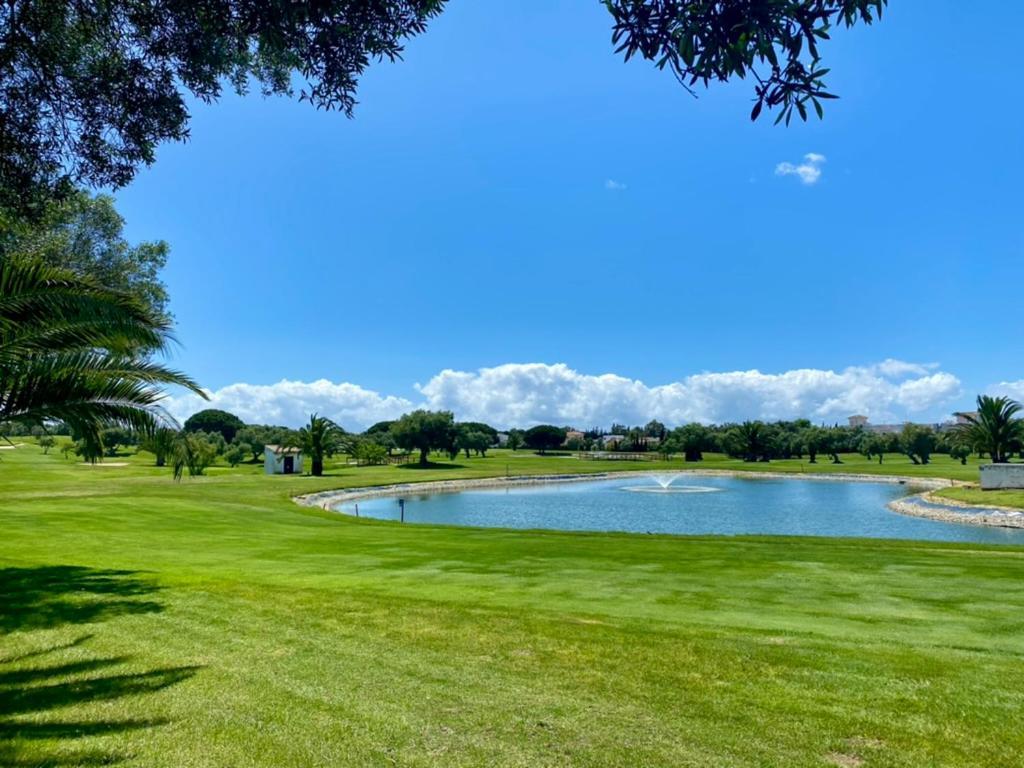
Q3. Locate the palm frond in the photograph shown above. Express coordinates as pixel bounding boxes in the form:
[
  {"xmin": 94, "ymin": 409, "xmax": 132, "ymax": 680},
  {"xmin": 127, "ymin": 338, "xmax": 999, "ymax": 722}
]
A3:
[
  {"xmin": 952, "ymin": 395, "xmax": 1024, "ymax": 463},
  {"xmin": 0, "ymin": 257, "xmax": 172, "ymax": 358},
  {"xmin": 0, "ymin": 255, "xmax": 206, "ymax": 448}
]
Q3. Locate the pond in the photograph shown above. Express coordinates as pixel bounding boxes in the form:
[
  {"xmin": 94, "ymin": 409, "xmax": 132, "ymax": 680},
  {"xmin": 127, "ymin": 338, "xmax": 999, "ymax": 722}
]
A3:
[{"xmin": 335, "ymin": 475, "xmax": 1024, "ymax": 544}]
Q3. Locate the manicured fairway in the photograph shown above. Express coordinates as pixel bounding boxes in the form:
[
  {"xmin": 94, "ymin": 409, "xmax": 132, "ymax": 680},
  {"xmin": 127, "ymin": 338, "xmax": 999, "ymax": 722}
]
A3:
[{"xmin": 2, "ymin": 444, "xmax": 1023, "ymax": 767}]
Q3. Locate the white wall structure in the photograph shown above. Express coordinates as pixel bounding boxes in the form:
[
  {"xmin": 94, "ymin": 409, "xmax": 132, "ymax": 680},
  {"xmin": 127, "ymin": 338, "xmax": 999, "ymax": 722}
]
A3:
[
  {"xmin": 980, "ymin": 464, "xmax": 1024, "ymax": 490},
  {"xmin": 264, "ymin": 445, "xmax": 303, "ymax": 475}
]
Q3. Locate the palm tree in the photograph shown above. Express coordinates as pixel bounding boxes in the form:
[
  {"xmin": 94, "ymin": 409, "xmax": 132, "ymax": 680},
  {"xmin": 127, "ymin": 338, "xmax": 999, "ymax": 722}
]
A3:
[
  {"xmin": 953, "ymin": 395, "xmax": 1024, "ymax": 464},
  {"xmin": 298, "ymin": 413, "xmax": 342, "ymax": 476},
  {"xmin": 0, "ymin": 257, "xmax": 204, "ymax": 452},
  {"xmin": 736, "ymin": 420, "xmax": 767, "ymax": 462}
]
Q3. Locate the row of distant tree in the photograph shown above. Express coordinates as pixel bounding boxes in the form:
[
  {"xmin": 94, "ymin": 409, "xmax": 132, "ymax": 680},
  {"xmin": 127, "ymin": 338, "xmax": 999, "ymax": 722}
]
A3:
[
  {"xmin": 10, "ymin": 395, "xmax": 1019, "ymax": 477},
  {"xmin": 163, "ymin": 410, "xmax": 577, "ymax": 471},
  {"xmin": 551, "ymin": 420, "xmax": 952, "ymax": 465},
  {"xmin": 654, "ymin": 421, "xmax": 960, "ymax": 465},
  {"xmin": 587, "ymin": 398, "xmax": 1024, "ymax": 466},
  {"xmin": 173, "ymin": 395, "xmax": 1024, "ymax": 470},
  {"xmin": 360, "ymin": 397, "xmax": 1023, "ymax": 467}
]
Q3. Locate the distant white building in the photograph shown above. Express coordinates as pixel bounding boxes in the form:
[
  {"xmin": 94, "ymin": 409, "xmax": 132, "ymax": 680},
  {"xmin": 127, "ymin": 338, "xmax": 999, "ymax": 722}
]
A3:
[
  {"xmin": 955, "ymin": 411, "xmax": 979, "ymax": 425},
  {"xmin": 496, "ymin": 432, "xmax": 509, "ymax": 447},
  {"xmin": 848, "ymin": 415, "xmax": 869, "ymax": 428},
  {"xmin": 867, "ymin": 423, "xmax": 902, "ymax": 435},
  {"xmin": 264, "ymin": 445, "xmax": 303, "ymax": 475},
  {"xmin": 563, "ymin": 430, "xmax": 585, "ymax": 445},
  {"xmin": 601, "ymin": 434, "xmax": 626, "ymax": 448}
]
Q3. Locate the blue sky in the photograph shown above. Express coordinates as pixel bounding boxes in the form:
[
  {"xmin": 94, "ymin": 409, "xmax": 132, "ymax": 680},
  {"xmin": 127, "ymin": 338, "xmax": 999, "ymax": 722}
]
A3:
[{"xmin": 112, "ymin": 1, "xmax": 1024, "ymax": 429}]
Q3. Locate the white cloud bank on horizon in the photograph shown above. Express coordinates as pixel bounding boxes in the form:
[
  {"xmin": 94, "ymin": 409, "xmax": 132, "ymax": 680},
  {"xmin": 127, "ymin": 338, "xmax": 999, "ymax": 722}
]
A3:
[
  {"xmin": 775, "ymin": 152, "xmax": 826, "ymax": 185},
  {"xmin": 167, "ymin": 380, "xmax": 414, "ymax": 431},
  {"xmin": 165, "ymin": 360, "xmax": 964, "ymax": 431}
]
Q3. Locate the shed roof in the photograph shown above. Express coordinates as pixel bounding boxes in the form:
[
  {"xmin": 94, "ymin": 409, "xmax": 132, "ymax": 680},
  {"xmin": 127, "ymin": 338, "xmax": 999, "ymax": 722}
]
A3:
[{"xmin": 265, "ymin": 444, "xmax": 302, "ymax": 455}]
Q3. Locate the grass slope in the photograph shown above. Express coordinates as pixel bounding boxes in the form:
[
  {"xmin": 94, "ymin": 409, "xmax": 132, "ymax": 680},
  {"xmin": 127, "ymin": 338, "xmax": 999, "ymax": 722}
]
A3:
[{"xmin": 2, "ymin": 443, "xmax": 1023, "ymax": 767}]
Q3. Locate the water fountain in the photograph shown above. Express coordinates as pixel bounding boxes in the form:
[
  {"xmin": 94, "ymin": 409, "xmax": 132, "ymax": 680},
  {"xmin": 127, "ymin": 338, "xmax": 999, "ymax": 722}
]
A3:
[
  {"xmin": 621, "ymin": 473, "xmax": 722, "ymax": 494},
  {"xmin": 652, "ymin": 474, "xmax": 679, "ymax": 490}
]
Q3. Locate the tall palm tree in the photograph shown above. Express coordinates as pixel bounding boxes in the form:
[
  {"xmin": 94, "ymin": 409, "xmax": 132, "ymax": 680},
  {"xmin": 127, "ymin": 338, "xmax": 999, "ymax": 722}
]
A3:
[
  {"xmin": 0, "ymin": 256, "xmax": 204, "ymax": 452},
  {"xmin": 953, "ymin": 395, "xmax": 1024, "ymax": 464},
  {"xmin": 298, "ymin": 413, "xmax": 342, "ymax": 476}
]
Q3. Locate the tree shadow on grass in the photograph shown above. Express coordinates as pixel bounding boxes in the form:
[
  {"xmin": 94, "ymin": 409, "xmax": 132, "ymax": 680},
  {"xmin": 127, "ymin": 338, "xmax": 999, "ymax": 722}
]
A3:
[
  {"xmin": 0, "ymin": 566, "xmax": 200, "ymax": 766},
  {"xmin": 396, "ymin": 462, "xmax": 467, "ymax": 471},
  {"xmin": 0, "ymin": 566, "xmax": 164, "ymax": 635}
]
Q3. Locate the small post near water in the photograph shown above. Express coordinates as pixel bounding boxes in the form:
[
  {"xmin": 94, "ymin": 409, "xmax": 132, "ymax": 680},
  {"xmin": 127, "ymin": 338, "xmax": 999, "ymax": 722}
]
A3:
[
  {"xmin": 354, "ymin": 503, "xmax": 359, "ymax": 518},
  {"xmin": 399, "ymin": 498, "xmax": 405, "ymax": 523}
]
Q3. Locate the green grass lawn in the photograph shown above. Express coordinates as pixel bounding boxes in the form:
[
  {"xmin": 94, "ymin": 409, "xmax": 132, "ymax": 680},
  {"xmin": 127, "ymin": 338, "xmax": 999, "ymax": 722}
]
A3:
[
  {"xmin": 933, "ymin": 486, "xmax": 1024, "ymax": 510},
  {"xmin": 2, "ymin": 442, "xmax": 1024, "ymax": 767}
]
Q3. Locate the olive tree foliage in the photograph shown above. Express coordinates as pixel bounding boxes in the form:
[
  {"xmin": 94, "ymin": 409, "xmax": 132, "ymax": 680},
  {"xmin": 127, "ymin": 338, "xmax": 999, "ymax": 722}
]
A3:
[
  {"xmin": 458, "ymin": 428, "xmax": 492, "ymax": 458},
  {"xmin": 231, "ymin": 424, "xmax": 298, "ymax": 462},
  {"xmin": 858, "ymin": 433, "xmax": 888, "ymax": 464},
  {"xmin": 505, "ymin": 429, "xmax": 524, "ymax": 452},
  {"xmin": 605, "ymin": 0, "xmax": 886, "ymax": 124},
  {"xmin": 0, "ymin": 0, "xmax": 446, "ymax": 218},
  {"xmin": 99, "ymin": 425, "xmax": 135, "ymax": 457},
  {"xmin": 948, "ymin": 442, "xmax": 971, "ymax": 466},
  {"xmin": 140, "ymin": 426, "xmax": 177, "ymax": 467},
  {"xmin": 798, "ymin": 426, "xmax": 825, "ymax": 463},
  {"xmin": 666, "ymin": 423, "xmax": 711, "ymax": 462},
  {"xmin": 820, "ymin": 429, "xmax": 843, "ymax": 464},
  {"xmin": 900, "ymin": 423, "xmax": 936, "ymax": 466},
  {"xmin": 198, "ymin": 429, "xmax": 228, "ymax": 456},
  {"xmin": 353, "ymin": 440, "xmax": 388, "ymax": 466},
  {"xmin": 458, "ymin": 421, "xmax": 499, "ymax": 443},
  {"xmin": 2, "ymin": 192, "xmax": 171, "ymax": 320},
  {"xmin": 224, "ymin": 443, "xmax": 248, "ymax": 467},
  {"xmin": 390, "ymin": 410, "xmax": 455, "ymax": 465},
  {"xmin": 71, "ymin": 438, "xmax": 104, "ymax": 463},
  {"xmin": 1, "ymin": 1, "xmax": 889, "ymax": 219},
  {"xmin": 523, "ymin": 425, "xmax": 567, "ymax": 455}
]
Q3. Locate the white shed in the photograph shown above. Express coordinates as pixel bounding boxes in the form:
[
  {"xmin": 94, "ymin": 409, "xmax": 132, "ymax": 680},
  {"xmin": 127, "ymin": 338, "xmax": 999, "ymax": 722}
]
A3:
[
  {"xmin": 264, "ymin": 445, "xmax": 303, "ymax": 475},
  {"xmin": 980, "ymin": 464, "xmax": 1024, "ymax": 490}
]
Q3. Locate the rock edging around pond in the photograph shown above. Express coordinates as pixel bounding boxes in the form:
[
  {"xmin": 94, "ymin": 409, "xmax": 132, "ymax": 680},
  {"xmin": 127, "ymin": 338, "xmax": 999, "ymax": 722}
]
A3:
[{"xmin": 888, "ymin": 491, "xmax": 1024, "ymax": 530}]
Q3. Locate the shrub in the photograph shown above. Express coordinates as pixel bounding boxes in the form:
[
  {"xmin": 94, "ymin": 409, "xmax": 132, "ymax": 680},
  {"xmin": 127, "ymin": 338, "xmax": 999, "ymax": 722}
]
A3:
[
  {"xmin": 224, "ymin": 444, "xmax": 247, "ymax": 467},
  {"xmin": 354, "ymin": 442, "xmax": 387, "ymax": 466},
  {"xmin": 172, "ymin": 432, "xmax": 218, "ymax": 479}
]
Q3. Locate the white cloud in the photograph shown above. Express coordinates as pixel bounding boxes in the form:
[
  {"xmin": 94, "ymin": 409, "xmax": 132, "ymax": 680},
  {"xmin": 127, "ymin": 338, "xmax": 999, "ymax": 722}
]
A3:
[
  {"xmin": 166, "ymin": 379, "xmax": 413, "ymax": 430},
  {"xmin": 604, "ymin": 179, "xmax": 627, "ymax": 191},
  {"xmin": 869, "ymin": 359, "xmax": 939, "ymax": 378},
  {"xmin": 893, "ymin": 373, "xmax": 962, "ymax": 411},
  {"xmin": 987, "ymin": 380, "xmax": 1024, "ymax": 402},
  {"xmin": 775, "ymin": 152, "xmax": 826, "ymax": 185},
  {"xmin": 418, "ymin": 361, "xmax": 961, "ymax": 428},
  {"xmin": 164, "ymin": 360, "xmax": 963, "ymax": 431}
]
